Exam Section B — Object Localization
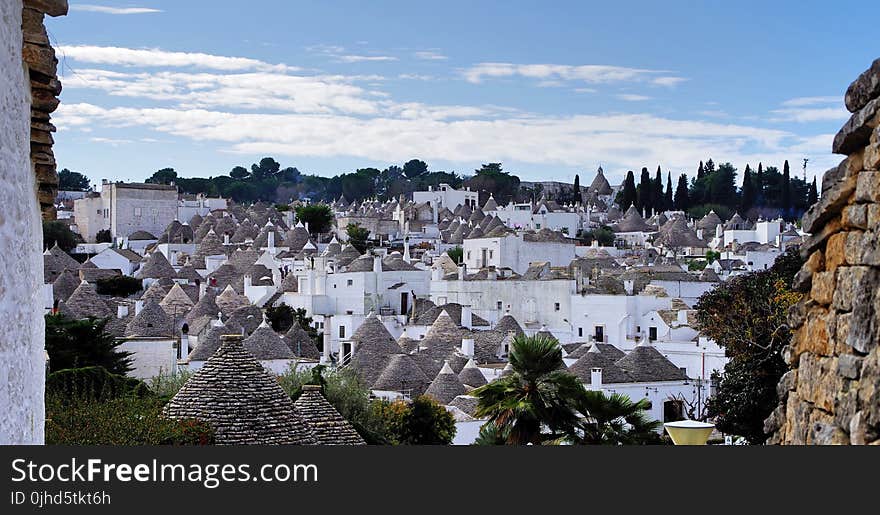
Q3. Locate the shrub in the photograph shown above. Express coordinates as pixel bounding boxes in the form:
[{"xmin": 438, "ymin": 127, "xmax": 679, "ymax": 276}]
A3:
[
  {"xmin": 96, "ymin": 275, "xmax": 143, "ymax": 297},
  {"xmin": 45, "ymin": 314, "xmax": 133, "ymax": 375},
  {"xmin": 376, "ymin": 395, "xmax": 456, "ymax": 445},
  {"xmin": 46, "ymin": 366, "xmax": 150, "ymax": 400},
  {"xmin": 96, "ymin": 229, "xmax": 112, "ymax": 243}
]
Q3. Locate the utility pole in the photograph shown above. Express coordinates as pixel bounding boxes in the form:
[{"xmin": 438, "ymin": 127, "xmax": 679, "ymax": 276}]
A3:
[{"xmin": 803, "ymin": 158, "xmax": 809, "ymax": 182}]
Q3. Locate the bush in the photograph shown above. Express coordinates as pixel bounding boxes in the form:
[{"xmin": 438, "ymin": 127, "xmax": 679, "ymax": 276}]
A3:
[
  {"xmin": 279, "ymin": 366, "xmax": 391, "ymax": 444},
  {"xmin": 447, "ymin": 246, "xmax": 463, "ymax": 264},
  {"xmin": 43, "ymin": 220, "xmax": 81, "ymax": 252},
  {"xmin": 45, "ymin": 314, "xmax": 133, "ymax": 375},
  {"xmin": 265, "ymin": 303, "xmax": 295, "ymax": 333},
  {"xmin": 374, "ymin": 396, "xmax": 456, "ymax": 445},
  {"xmin": 46, "ymin": 366, "xmax": 150, "ymax": 400},
  {"xmin": 96, "ymin": 275, "xmax": 143, "ymax": 297},
  {"xmin": 147, "ymin": 370, "xmax": 194, "ymax": 402},
  {"xmin": 96, "ymin": 229, "xmax": 112, "ymax": 243},
  {"xmin": 45, "ymin": 393, "xmax": 213, "ymax": 445}
]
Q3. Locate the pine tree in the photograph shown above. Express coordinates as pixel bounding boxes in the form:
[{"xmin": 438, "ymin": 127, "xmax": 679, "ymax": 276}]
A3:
[
  {"xmin": 674, "ymin": 173, "xmax": 690, "ymax": 211},
  {"xmin": 756, "ymin": 162, "xmax": 765, "ymax": 206},
  {"xmin": 741, "ymin": 164, "xmax": 755, "ymax": 213},
  {"xmin": 653, "ymin": 166, "xmax": 664, "ymax": 211},
  {"xmin": 573, "ymin": 174, "xmax": 580, "ymax": 204},
  {"xmin": 808, "ymin": 177, "xmax": 819, "ymax": 206},
  {"xmin": 620, "ymin": 170, "xmax": 637, "ymax": 210},
  {"xmin": 665, "ymin": 172, "xmax": 674, "ymax": 211},
  {"xmin": 782, "ymin": 160, "xmax": 792, "ymax": 213},
  {"xmin": 697, "ymin": 161, "xmax": 705, "ymax": 180},
  {"xmin": 637, "ymin": 167, "xmax": 652, "ymax": 214}
]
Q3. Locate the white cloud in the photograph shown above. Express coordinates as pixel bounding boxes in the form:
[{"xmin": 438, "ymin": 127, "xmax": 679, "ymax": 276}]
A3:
[
  {"xmin": 462, "ymin": 62, "xmax": 685, "ymax": 89},
  {"xmin": 414, "ymin": 51, "xmax": 448, "ymax": 61},
  {"xmin": 70, "ymin": 4, "xmax": 162, "ymax": 14},
  {"xmin": 57, "ymin": 45, "xmax": 296, "ymax": 72},
  {"xmin": 89, "ymin": 136, "xmax": 134, "ymax": 145},
  {"xmin": 398, "ymin": 73, "xmax": 434, "ymax": 81},
  {"xmin": 781, "ymin": 96, "xmax": 840, "ymax": 107},
  {"xmin": 336, "ymin": 54, "xmax": 398, "ymax": 63},
  {"xmin": 617, "ymin": 94, "xmax": 651, "ymax": 102},
  {"xmin": 770, "ymin": 107, "xmax": 849, "ymax": 123}
]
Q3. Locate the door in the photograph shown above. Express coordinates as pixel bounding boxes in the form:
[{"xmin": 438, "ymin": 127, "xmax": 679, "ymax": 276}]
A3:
[
  {"xmin": 400, "ymin": 292, "xmax": 409, "ymax": 316},
  {"xmin": 481, "ymin": 248, "xmax": 488, "ymax": 268},
  {"xmin": 594, "ymin": 325, "xmax": 604, "ymax": 343}
]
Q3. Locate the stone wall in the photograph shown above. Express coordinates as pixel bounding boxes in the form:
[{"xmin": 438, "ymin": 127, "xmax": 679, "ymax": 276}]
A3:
[
  {"xmin": 21, "ymin": 0, "xmax": 67, "ymax": 220},
  {"xmin": 766, "ymin": 57, "xmax": 880, "ymax": 445}
]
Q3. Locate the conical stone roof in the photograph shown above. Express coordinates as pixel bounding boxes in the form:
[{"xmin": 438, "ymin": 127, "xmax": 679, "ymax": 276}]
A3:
[
  {"xmin": 284, "ymin": 323, "xmax": 320, "ymax": 359},
  {"xmin": 458, "ymin": 359, "xmax": 488, "ymax": 387},
  {"xmin": 52, "ymin": 268, "xmax": 81, "ymax": 304},
  {"xmin": 350, "ymin": 314, "xmax": 403, "ymax": 386},
  {"xmin": 424, "ymin": 361, "xmax": 467, "ymax": 404},
  {"xmin": 372, "ymin": 354, "xmax": 431, "ymax": 395},
  {"xmin": 66, "ymin": 281, "xmax": 112, "ymax": 319},
  {"xmin": 125, "ymin": 300, "xmax": 174, "ymax": 338},
  {"xmin": 216, "ymin": 284, "xmax": 250, "ymax": 316},
  {"xmin": 614, "ymin": 343, "xmax": 688, "ymax": 382},
  {"xmin": 293, "ymin": 385, "xmax": 365, "ymax": 445},
  {"xmin": 160, "ymin": 282, "xmax": 194, "ymax": 316},
  {"xmin": 243, "ymin": 322, "xmax": 296, "ymax": 360},
  {"xmin": 164, "ymin": 334, "xmax": 316, "ymax": 445},
  {"xmin": 135, "ymin": 250, "xmax": 176, "ymax": 280}
]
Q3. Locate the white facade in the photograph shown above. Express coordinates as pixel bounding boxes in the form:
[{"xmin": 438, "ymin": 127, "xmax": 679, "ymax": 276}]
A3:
[
  {"xmin": 463, "ymin": 233, "xmax": 576, "ymax": 274},
  {"xmin": 488, "ymin": 202, "xmax": 583, "ymax": 235},
  {"xmin": 412, "ymin": 183, "xmax": 478, "ymax": 210},
  {"xmin": 74, "ymin": 182, "xmax": 179, "ymax": 241},
  {"xmin": 118, "ymin": 338, "xmax": 178, "ymax": 380},
  {"xmin": 89, "ymin": 247, "xmax": 140, "ymax": 276},
  {"xmin": 0, "ymin": 0, "xmax": 45, "ymax": 444},
  {"xmin": 178, "ymin": 195, "xmax": 227, "ymax": 224}
]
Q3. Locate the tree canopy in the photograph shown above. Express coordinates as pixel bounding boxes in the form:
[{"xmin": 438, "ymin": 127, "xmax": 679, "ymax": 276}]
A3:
[{"xmin": 58, "ymin": 168, "xmax": 90, "ymax": 191}]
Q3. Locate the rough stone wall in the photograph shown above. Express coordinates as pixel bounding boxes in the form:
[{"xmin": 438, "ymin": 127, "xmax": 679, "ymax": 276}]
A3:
[
  {"xmin": 21, "ymin": 0, "xmax": 67, "ymax": 220},
  {"xmin": 766, "ymin": 57, "xmax": 880, "ymax": 445}
]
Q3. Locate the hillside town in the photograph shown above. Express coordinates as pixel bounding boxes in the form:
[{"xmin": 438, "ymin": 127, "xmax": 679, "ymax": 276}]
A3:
[{"xmin": 38, "ymin": 166, "xmax": 810, "ymax": 444}]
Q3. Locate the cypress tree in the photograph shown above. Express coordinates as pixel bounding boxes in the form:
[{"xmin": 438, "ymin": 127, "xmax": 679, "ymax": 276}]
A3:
[
  {"xmin": 653, "ymin": 166, "xmax": 664, "ymax": 211},
  {"xmin": 637, "ymin": 167, "xmax": 652, "ymax": 213},
  {"xmin": 756, "ymin": 162, "xmax": 764, "ymax": 205},
  {"xmin": 741, "ymin": 164, "xmax": 755, "ymax": 213},
  {"xmin": 573, "ymin": 174, "xmax": 580, "ymax": 204},
  {"xmin": 808, "ymin": 176, "xmax": 819, "ymax": 206},
  {"xmin": 620, "ymin": 170, "xmax": 637, "ymax": 210},
  {"xmin": 665, "ymin": 172, "xmax": 674, "ymax": 211},
  {"xmin": 697, "ymin": 161, "xmax": 705, "ymax": 179},
  {"xmin": 782, "ymin": 160, "xmax": 792, "ymax": 212},
  {"xmin": 674, "ymin": 173, "xmax": 690, "ymax": 211}
]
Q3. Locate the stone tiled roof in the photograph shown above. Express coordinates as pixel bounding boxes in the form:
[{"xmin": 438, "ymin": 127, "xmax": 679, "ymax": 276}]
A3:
[
  {"xmin": 589, "ymin": 167, "xmax": 613, "ymax": 195},
  {"xmin": 175, "ymin": 261, "xmax": 203, "ymax": 283},
  {"xmin": 284, "ymin": 323, "xmax": 320, "ymax": 359},
  {"xmin": 159, "ymin": 282, "xmax": 194, "ymax": 316},
  {"xmin": 350, "ymin": 314, "xmax": 403, "ymax": 386},
  {"xmin": 568, "ymin": 344, "xmax": 632, "ymax": 384},
  {"xmin": 164, "ymin": 334, "xmax": 316, "ymax": 445},
  {"xmin": 415, "ymin": 303, "xmax": 489, "ymax": 327},
  {"xmin": 185, "ymin": 289, "xmax": 220, "ymax": 324},
  {"xmin": 494, "ymin": 314, "xmax": 526, "ymax": 338},
  {"xmin": 128, "ymin": 230, "xmax": 157, "ymax": 240},
  {"xmin": 66, "ymin": 281, "xmax": 113, "ymax": 319},
  {"xmin": 140, "ymin": 279, "xmax": 171, "ymax": 304},
  {"xmin": 125, "ymin": 300, "xmax": 174, "ymax": 338},
  {"xmin": 226, "ymin": 305, "xmax": 263, "ymax": 336},
  {"xmin": 424, "ymin": 361, "xmax": 467, "ymax": 404},
  {"xmin": 216, "ymin": 284, "xmax": 250, "ymax": 316},
  {"xmin": 613, "ymin": 343, "xmax": 688, "ymax": 382},
  {"xmin": 187, "ymin": 322, "xmax": 239, "ymax": 362},
  {"xmin": 207, "ymin": 263, "xmax": 241, "ymax": 293},
  {"xmin": 293, "ymin": 385, "xmax": 365, "ymax": 445},
  {"xmin": 44, "ymin": 243, "xmax": 80, "ymax": 283},
  {"xmin": 372, "ymin": 353, "xmax": 431, "ymax": 395},
  {"xmin": 135, "ymin": 250, "xmax": 176, "ymax": 280},
  {"xmin": 614, "ymin": 205, "xmax": 655, "ymax": 233},
  {"xmin": 52, "ymin": 268, "xmax": 81, "ymax": 303},
  {"xmin": 458, "ymin": 359, "xmax": 487, "ymax": 387},
  {"xmin": 243, "ymin": 322, "xmax": 296, "ymax": 360}
]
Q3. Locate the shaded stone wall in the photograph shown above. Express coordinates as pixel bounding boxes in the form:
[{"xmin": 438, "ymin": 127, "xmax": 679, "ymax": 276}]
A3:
[
  {"xmin": 21, "ymin": 0, "xmax": 67, "ymax": 220},
  {"xmin": 766, "ymin": 58, "xmax": 880, "ymax": 445}
]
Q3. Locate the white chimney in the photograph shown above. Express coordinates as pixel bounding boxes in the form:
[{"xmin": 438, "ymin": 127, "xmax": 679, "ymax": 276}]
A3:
[
  {"xmin": 244, "ymin": 274, "xmax": 252, "ymax": 290},
  {"xmin": 487, "ymin": 267, "xmax": 497, "ymax": 281},
  {"xmin": 461, "ymin": 338, "xmax": 474, "ymax": 357},
  {"xmin": 677, "ymin": 309, "xmax": 688, "ymax": 325},
  {"xmin": 373, "ymin": 255, "xmax": 382, "ymax": 274},
  {"xmin": 198, "ymin": 281, "xmax": 207, "ymax": 299},
  {"xmin": 134, "ymin": 300, "xmax": 144, "ymax": 315},
  {"xmin": 590, "ymin": 367, "xmax": 603, "ymax": 391},
  {"xmin": 458, "ymin": 264, "xmax": 466, "ymax": 280},
  {"xmin": 117, "ymin": 304, "xmax": 129, "ymax": 319},
  {"xmin": 305, "ymin": 222, "xmax": 310, "ymax": 233},
  {"xmin": 461, "ymin": 305, "xmax": 473, "ymax": 329},
  {"xmin": 322, "ymin": 315, "xmax": 332, "ymax": 364},
  {"xmin": 624, "ymin": 280, "xmax": 634, "ymax": 295},
  {"xmin": 431, "ymin": 266, "xmax": 443, "ymax": 281},
  {"xmin": 696, "ymin": 228, "xmax": 704, "ymax": 240},
  {"xmin": 223, "ymin": 233, "xmax": 230, "ymax": 245}
]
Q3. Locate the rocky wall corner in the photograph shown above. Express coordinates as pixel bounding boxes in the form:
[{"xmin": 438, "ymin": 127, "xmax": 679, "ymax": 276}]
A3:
[
  {"xmin": 21, "ymin": 0, "xmax": 67, "ymax": 220},
  {"xmin": 765, "ymin": 57, "xmax": 880, "ymax": 445}
]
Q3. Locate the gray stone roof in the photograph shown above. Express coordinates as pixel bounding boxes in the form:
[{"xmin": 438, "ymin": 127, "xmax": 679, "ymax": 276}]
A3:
[
  {"xmin": 293, "ymin": 385, "xmax": 365, "ymax": 445},
  {"xmin": 448, "ymin": 395, "xmax": 480, "ymax": 417},
  {"xmin": 187, "ymin": 322, "xmax": 239, "ymax": 361},
  {"xmin": 589, "ymin": 167, "xmax": 613, "ymax": 195},
  {"xmin": 415, "ymin": 303, "xmax": 489, "ymax": 327},
  {"xmin": 52, "ymin": 268, "xmax": 81, "ymax": 304},
  {"xmin": 350, "ymin": 314, "xmax": 403, "ymax": 386},
  {"xmin": 284, "ymin": 323, "xmax": 320, "ymax": 359},
  {"xmin": 159, "ymin": 282, "xmax": 194, "ymax": 316},
  {"xmin": 614, "ymin": 205, "xmax": 655, "ymax": 233},
  {"xmin": 125, "ymin": 300, "xmax": 174, "ymax": 338},
  {"xmin": 226, "ymin": 305, "xmax": 263, "ymax": 336},
  {"xmin": 494, "ymin": 314, "xmax": 526, "ymax": 337},
  {"xmin": 566, "ymin": 342, "xmax": 625, "ymax": 360},
  {"xmin": 44, "ymin": 243, "xmax": 80, "ymax": 283},
  {"xmin": 243, "ymin": 322, "xmax": 296, "ymax": 360},
  {"xmin": 128, "ymin": 230, "xmax": 157, "ymax": 240},
  {"xmin": 135, "ymin": 250, "xmax": 177, "ymax": 280},
  {"xmin": 613, "ymin": 343, "xmax": 688, "ymax": 382},
  {"xmin": 424, "ymin": 361, "xmax": 467, "ymax": 404},
  {"xmin": 207, "ymin": 263, "xmax": 242, "ymax": 294},
  {"xmin": 458, "ymin": 359, "xmax": 487, "ymax": 387},
  {"xmin": 164, "ymin": 334, "xmax": 316, "ymax": 445},
  {"xmin": 216, "ymin": 284, "xmax": 250, "ymax": 316},
  {"xmin": 140, "ymin": 279, "xmax": 171, "ymax": 304},
  {"xmin": 372, "ymin": 353, "xmax": 431, "ymax": 395},
  {"xmin": 185, "ymin": 289, "xmax": 220, "ymax": 324},
  {"xmin": 568, "ymin": 344, "xmax": 632, "ymax": 384},
  {"xmin": 176, "ymin": 261, "xmax": 203, "ymax": 283},
  {"xmin": 65, "ymin": 281, "xmax": 113, "ymax": 319}
]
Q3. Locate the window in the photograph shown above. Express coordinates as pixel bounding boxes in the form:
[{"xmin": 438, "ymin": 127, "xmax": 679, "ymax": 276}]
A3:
[
  {"xmin": 649, "ymin": 326, "xmax": 657, "ymax": 341},
  {"xmin": 578, "ymin": 327, "xmax": 583, "ymax": 337},
  {"xmin": 554, "ymin": 302, "xmax": 560, "ymax": 311},
  {"xmin": 466, "ymin": 251, "xmax": 471, "ymax": 260},
  {"xmin": 347, "ymin": 279, "xmax": 353, "ymax": 286},
  {"xmin": 339, "ymin": 326, "xmax": 346, "ymax": 338},
  {"xmin": 497, "ymin": 301, "xmax": 503, "ymax": 310},
  {"xmin": 134, "ymin": 207, "xmax": 142, "ymax": 217},
  {"xmin": 489, "ymin": 250, "xmax": 494, "ymax": 259}
]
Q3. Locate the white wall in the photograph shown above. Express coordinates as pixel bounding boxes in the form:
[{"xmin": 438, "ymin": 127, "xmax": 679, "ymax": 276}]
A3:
[
  {"xmin": 0, "ymin": 0, "xmax": 45, "ymax": 444},
  {"xmin": 118, "ymin": 338, "xmax": 179, "ymax": 380},
  {"xmin": 463, "ymin": 234, "xmax": 575, "ymax": 274}
]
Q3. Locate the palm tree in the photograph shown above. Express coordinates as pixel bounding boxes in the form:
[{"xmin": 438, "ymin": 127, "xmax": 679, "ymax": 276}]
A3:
[
  {"xmin": 569, "ymin": 390, "xmax": 662, "ymax": 445},
  {"xmin": 471, "ymin": 335, "xmax": 583, "ymax": 445}
]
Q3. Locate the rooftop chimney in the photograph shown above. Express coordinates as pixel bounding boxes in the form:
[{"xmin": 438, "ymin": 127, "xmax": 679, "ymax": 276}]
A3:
[
  {"xmin": 134, "ymin": 300, "xmax": 144, "ymax": 316},
  {"xmin": 460, "ymin": 338, "xmax": 474, "ymax": 357},
  {"xmin": 117, "ymin": 304, "xmax": 129, "ymax": 319},
  {"xmin": 461, "ymin": 305, "xmax": 473, "ymax": 329},
  {"xmin": 458, "ymin": 264, "xmax": 466, "ymax": 281},
  {"xmin": 590, "ymin": 367, "xmax": 603, "ymax": 391}
]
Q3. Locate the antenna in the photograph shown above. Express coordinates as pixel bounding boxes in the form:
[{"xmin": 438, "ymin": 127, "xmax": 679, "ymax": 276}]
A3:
[{"xmin": 802, "ymin": 158, "xmax": 809, "ymax": 181}]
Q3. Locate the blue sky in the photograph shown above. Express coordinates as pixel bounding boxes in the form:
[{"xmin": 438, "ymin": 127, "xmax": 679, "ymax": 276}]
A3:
[{"xmin": 47, "ymin": 1, "xmax": 878, "ymax": 187}]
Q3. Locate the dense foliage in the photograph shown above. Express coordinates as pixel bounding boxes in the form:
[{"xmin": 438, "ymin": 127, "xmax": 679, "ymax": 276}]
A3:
[
  {"xmin": 95, "ymin": 275, "xmax": 143, "ymax": 297},
  {"xmin": 58, "ymin": 168, "xmax": 90, "ymax": 191},
  {"xmin": 43, "ymin": 220, "xmax": 81, "ymax": 252},
  {"xmin": 294, "ymin": 204, "xmax": 334, "ymax": 234},
  {"xmin": 265, "ymin": 303, "xmax": 295, "ymax": 333},
  {"xmin": 45, "ymin": 314, "xmax": 133, "ymax": 375},
  {"xmin": 580, "ymin": 225, "xmax": 615, "ymax": 246},
  {"xmin": 373, "ymin": 396, "xmax": 456, "ymax": 445},
  {"xmin": 346, "ymin": 223, "xmax": 371, "ymax": 253},
  {"xmin": 95, "ymin": 229, "xmax": 112, "ymax": 243},
  {"xmin": 471, "ymin": 335, "xmax": 661, "ymax": 445},
  {"xmin": 696, "ymin": 247, "xmax": 804, "ymax": 443},
  {"xmin": 446, "ymin": 246, "xmax": 463, "ymax": 264}
]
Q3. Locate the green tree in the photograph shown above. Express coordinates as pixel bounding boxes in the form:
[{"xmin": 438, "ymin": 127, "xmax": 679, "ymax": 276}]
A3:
[
  {"xmin": 674, "ymin": 173, "xmax": 690, "ymax": 211},
  {"xmin": 58, "ymin": 168, "xmax": 90, "ymax": 191},
  {"xmin": 229, "ymin": 166, "xmax": 250, "ymax": 180},
  {"xmin": 665, "ymin": 172, "xmax": 674, "ymax": 211},
  {"xmin": 471, "ymin": 335, "xmax": 583, "ymax": 445},
  {"xmin": 346, "ymin": 223, "xmax": 371, "ymax": 254},
  {"xmin": 251, "ymin": 157, "xmax": 281, "ymax": 180},
  {"xmin": 652, "ymin": 166, "xmax": 664, "ymax": 211},
  {"xmin": 447, "ymin": 246, "xmax": 463, "ymax": 264},
  {"xmin": 45, "ymin": 314, "xmax": 133, "ymax": 375},
  {"xmin": 464, "ymin": 163, "xmax": 521, "ymax": 206},
  {"xmin": 698, "ymin": 247, "xmax": 804, "ymax": 444},
  {"xmin": 95, "ymin": 228, "xmax": 112, "ymax": 243},
  {"xmin": 620, "ymin": 170, "xmax": 637, "ymax": 211},
  {"xmin": 782, "ymin": 160, "xmax": 792, "ymax": 214},
  {"xmin": 573, "ymin": 174, "xmax": 580, "ymax": 204},
  {"xmin": 808, "ymin": 177, "xmax": 819, "ymax": 206},
  {"xmin": 637, "ymin": 167, "xmax": 652, "ymax": 213},
  {"xmin": 403, "ymin": 159, "xmax": 429, "ymax": 179},
  {"xmin": 295, "ymin": 204, "xmax": 334, "ymax": 234},
  {"xmin": 145, "ymin": 167, "xmax": 177, "ymax": 185},
  {"xmin": 740, "ymin": 165, "xmax": 756, "ymax": 213},
  {"xmin": 581, "ymin": 226, "xmax": 615, "ymax": 247},
  {"xmin": 96, "ymin": 276, "xmax": 143, "ymax": 297},
  {"xmin": 265, "ymin": 303, "xmax": 295, "ymax": 332},
  {"xmin": 43, "ymin": 220, "xmax": 81, "ymax": 252},
  {"xmin": 376, "ymin": 396, "xmax": 456, "ymax": 445},
  {"xmin": 568, "ymin": 390, "xmax": 662, "ymax": 445}
]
